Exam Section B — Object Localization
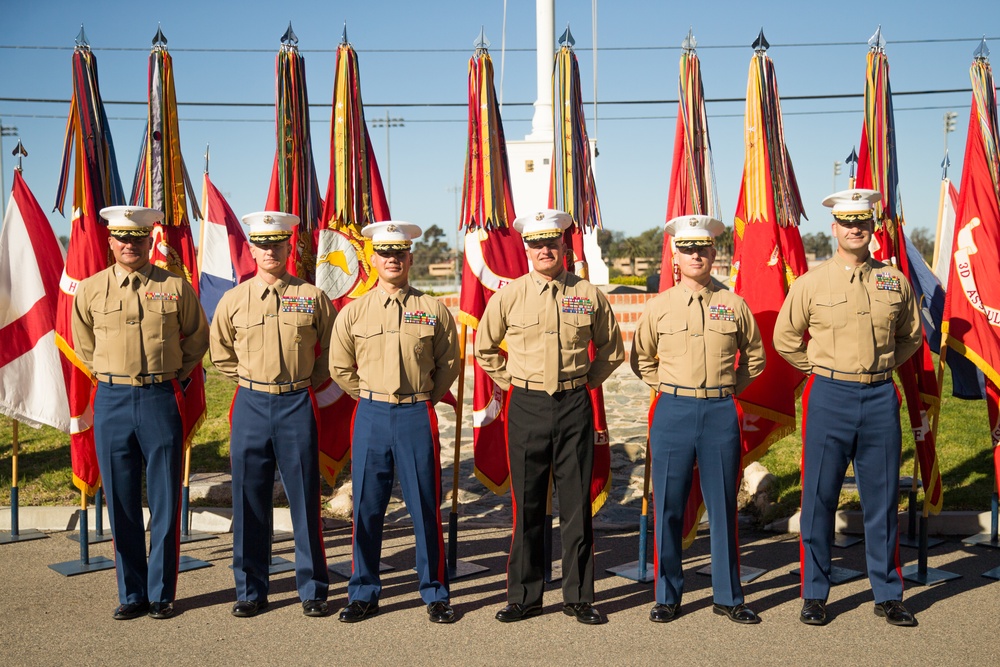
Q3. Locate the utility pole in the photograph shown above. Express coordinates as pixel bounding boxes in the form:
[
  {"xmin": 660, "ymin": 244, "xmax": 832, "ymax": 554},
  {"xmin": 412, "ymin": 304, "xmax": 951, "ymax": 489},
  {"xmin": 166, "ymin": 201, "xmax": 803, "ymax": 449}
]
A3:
[
  {"xmin": 943, "ymin": 111, "xmax": 958, "ymax": 156},
  {"xmin": 369, "ymin": 111, "xmax": 404, "ymax": 209},
  {"xmin": 0, "ymin": 118, "xmax": 19, "ymax": 212}
]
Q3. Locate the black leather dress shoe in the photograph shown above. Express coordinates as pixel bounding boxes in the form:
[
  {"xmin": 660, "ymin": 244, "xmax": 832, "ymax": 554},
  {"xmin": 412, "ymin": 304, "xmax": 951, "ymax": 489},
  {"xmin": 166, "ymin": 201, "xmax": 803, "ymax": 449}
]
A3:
[
  {"xmin": 302, "ymin": 600, "xmax": 329, "ymax": 617},
  {"xmin": 338, "ymin": 600, "xmax": 379, "ymax": 623},
  {"xmin": 649, "ymin": 603, "xmax": 681, "ymax": 623},
  {"xmin": 800, "ymin": 599, "xmax": 827, "ymax": 626},
  {"xmin": 231, "ymin": 599, "xmax": 268, "ymax": 618},
  {"xmin": 148, "ymin": 602, "xmax": 174, "ymax": 619},
  {"xmin": 495, "ymin": 603, "xmax": 543, "ymax": 623},
  {"xmin": 113, "ymin": 602, "xmax": 149, "ymax": 620},
  {"xmin": 713, "ymin": 603, "xmax": 760, "ymax": 624},
  {"xmin": 427, "ymin": 601, "xmax": 457, "ymax": 624},
  {"xmin": 563, "ymin": 602, "xmax": 605, "ymax": 625},
  {"xmin": 874, "ymin": 600, "xmax": 917, "ymax": 627}
]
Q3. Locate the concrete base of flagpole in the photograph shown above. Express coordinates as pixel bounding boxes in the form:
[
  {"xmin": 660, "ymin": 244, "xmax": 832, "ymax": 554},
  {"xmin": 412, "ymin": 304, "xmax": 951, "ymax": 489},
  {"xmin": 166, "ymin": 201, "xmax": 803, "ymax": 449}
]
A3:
[
  {"xmin": 789, "ymin": 565, "xmax": 864, "ymax": 585},
  {"xmin": 696, "ymin": 564, "xmax": 767, "ymax": 583}
]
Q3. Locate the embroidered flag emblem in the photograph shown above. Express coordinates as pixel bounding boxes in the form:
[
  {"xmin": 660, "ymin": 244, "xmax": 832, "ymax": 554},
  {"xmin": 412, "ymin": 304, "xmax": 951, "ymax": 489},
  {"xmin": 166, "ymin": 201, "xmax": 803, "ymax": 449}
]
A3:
[
  {"xmin": 144, "ymin": 292, "xmax": 179, "ymax": 301},
  {"xmin": 875, "ymin": 273, "xmax": 901, "ymax": 292},
  {"xmin": 404, "ymin": 310, "xmax": 438, "ymax": 326},
  {"xmin": 709, "ymin": 304, "xmax": 736, "ymax": 321},
  {"xmin": 281, "ymin": 295, "xmax": 316, "ymax": 313},
  {"xmin": 561, "ymin": 296, "xmax": 595, "ymax": 315}
]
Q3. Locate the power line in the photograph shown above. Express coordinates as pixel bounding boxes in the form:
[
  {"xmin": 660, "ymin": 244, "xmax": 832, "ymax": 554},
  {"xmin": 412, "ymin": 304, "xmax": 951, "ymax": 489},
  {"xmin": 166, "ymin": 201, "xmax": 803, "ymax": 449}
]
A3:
[
  {"xmin": 0, "ymin": 87, "xmax": 973, "ymax": 110},
  {"xmin": 1, "ymin": 35, "xmax": 995, "ymax": 54},
  {"xmin": 0, "ymin": 104, "xmax": 963, "ymax": 125}
]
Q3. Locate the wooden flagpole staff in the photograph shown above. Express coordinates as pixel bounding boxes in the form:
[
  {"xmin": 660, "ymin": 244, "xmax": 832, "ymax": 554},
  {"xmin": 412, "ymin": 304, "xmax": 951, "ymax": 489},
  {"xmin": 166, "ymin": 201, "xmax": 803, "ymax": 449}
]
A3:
[{"xmin": 1, "ymin": 420, "xmax": 48, "ymax": 544}]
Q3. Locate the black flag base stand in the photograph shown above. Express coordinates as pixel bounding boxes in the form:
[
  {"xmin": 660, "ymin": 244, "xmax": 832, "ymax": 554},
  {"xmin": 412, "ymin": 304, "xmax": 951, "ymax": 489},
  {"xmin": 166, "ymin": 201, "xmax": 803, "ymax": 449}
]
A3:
[
  {"xmin": 329, "ymin": 560, "xmax": 393, "ymax": 579},
  {"xmin": 789, "ymin": 565, "xmax": 864, "ymax": 585},
  {"xmin": 228, "ymin": 556, "xmax": 297, "ymax": 575},
  {"xmin": 179, "ymin": 555, "xmax": 213, "ymax": 573},
  {"xmin": 902, "ymin": 515, "xmax": 959, "ymax": 585},
  {"xmin": 67, "ymin": 489, "xmax": 112, "ymax": 545},
  {"xmin": 1, "ymin": 487, "xmax": 48, "ymax": 544},
  {"xmin": 962, "ymin": 493, "xmax": 1000, "ymax": 549},
  {"xmin": 899, "ymin": 489, "xmax": 943, "ymax": 548},
  {"xmin": 446, "ymin": 513, "xmax": 489, "ymax": 580},
  {"xmin": 833, "ymin": 533, "xmax": 863, "ymax": 548},
  {"xmin": 696, "ymin": 564, "xmax": 767, "ymax": 583},
  {"xmin": 607, "ymin": 512, "xmax": 654, "ymax": 583},
  {"xmin": 49, "ymin": 509, "xmax": 115, "ymax": 577},
  {"xmin": 179, "ymin": 489, "xmax": 217, "ymax": 544}
]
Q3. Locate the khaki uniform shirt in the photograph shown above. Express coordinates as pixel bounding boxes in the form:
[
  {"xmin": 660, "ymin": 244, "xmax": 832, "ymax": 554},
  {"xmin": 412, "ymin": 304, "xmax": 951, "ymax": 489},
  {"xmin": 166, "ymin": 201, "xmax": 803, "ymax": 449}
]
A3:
[
  {"xmin": 630, "ymin": 283, "xmax": 765, "ymax": 394},
  {"xmin": 773, "ymin": 254, "xmax": 922, "ymax": 375},
  {"xmin": 330, "ymin": 284, "xmax": 459, "ymax": 404},
  {"xmin": 475, "ymin": 270, "xmax": 625, "ymax": 391},
  {"xmin": 72, "ymin": 263, "xmax": 208, "ymax": 381},
  {"xmin": 210, "ymin": 274, "xmax": 334, "ymax": 387}
]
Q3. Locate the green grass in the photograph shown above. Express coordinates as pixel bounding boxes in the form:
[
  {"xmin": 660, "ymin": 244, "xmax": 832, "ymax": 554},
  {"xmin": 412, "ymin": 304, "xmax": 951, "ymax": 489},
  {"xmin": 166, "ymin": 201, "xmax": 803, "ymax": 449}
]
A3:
[{"xmin": 2, "ymin": 357, "xmax": 997, "ymax": 515}]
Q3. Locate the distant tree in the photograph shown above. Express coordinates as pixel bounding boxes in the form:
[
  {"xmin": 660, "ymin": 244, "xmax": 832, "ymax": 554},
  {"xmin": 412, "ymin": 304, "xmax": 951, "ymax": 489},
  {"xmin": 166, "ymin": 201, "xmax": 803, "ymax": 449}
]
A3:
[
  {"xmin": 411, "ymin": 224, "xmax": 452, "ymax": 278},
  {"xmin": 908, "ymin": 227, "xmax": 934, "ymax": 265},
  {"xmin": 801, "ymin": 232, "xmax": 833, "ymax": 259}
]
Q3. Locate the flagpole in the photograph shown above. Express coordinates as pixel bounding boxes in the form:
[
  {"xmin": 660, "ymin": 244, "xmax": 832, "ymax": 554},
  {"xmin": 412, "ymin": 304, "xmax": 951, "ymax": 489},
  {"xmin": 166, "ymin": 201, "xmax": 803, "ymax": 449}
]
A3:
[
  {"xmin": 544, "ymin": 470, "xmax": 557, "ymax": 582},
  {"xmin": 1, "ymin": 420, "xmax": 48, "ymax": 544},
  {"xmin": 447, "ymin": 323, "xmax": 468, "ymax": 573},
  {"xmin": 931, "ymin": 177, "xmax": 948, "ymax": 274}
]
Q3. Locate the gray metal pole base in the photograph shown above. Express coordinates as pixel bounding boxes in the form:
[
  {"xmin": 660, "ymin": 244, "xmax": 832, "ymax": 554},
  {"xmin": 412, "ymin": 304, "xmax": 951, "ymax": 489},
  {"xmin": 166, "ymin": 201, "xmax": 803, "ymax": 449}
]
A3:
[
  {"xmin": 229, "ymin": 556, "xmax": 296, "ymax": 575},
  {"xmin": 49, "ymin": 556, "xmax": 115, "ymax": 577},
  {"xmin": 179, "ymin": 555, "xmax": 213, "ymax": 572},
  {"xmin": 901, "ymin": 563, "xmax": 960, "ymax": 585},
  {"xmin": 962, "ymin": 533, "xmax": 1000, "ymax": 548},
  {"xmin": 329, "ymin": 560, "xmax": 393, "ymax": 579},
  {"xmin": 696, "ymin": 564, "xmax": 767, "ymax": 583},
  {"xmin": 0, "ymin": 529, "xmax": 48, "ymax": 544},
  {"xmin": 899, "ymin": 534, "xmax": 943, "ymax": 548},
  {"xmin": 981, "ymin": 565, "xmax": 1000, "ymax": 580},
  {"xmin": 790, "ymin": 565, "xmax": 864, "ymax": 585},
  {"xmin": 272, "ymin": 530, "xmax": 295, "ymax": 544},
  {"xmin": 448, "ymin": 560, "xmax": 489, "ymax": 580},
  {"xmin": 606, "ymin": 560, "xmax": 655, "ymax": 583},
  {"xmin": 833, "ymin": 534, "xmax": 862, "ymax": 548},
  {"xmin": 180, "ymin": 531, "xmax": 217, "ymax": 544},
  {"xmin": 67, "ymin": 531, "xmax": 113, "ymax": 545}
]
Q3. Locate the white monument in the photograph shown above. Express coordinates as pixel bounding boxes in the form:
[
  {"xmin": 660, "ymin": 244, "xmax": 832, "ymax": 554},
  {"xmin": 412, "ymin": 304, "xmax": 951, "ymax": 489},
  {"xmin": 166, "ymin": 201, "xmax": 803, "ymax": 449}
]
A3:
[{"xmin": 506, "ymin": 0, "xmax": 609, "ymax": 284}]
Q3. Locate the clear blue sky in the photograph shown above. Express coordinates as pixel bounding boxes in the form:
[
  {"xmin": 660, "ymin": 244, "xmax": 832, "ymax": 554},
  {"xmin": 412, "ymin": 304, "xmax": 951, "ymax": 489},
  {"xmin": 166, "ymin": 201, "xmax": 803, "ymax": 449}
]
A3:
[{"xmin": 2, "ymin": 0, "xmax": 998, "ymax": 245}]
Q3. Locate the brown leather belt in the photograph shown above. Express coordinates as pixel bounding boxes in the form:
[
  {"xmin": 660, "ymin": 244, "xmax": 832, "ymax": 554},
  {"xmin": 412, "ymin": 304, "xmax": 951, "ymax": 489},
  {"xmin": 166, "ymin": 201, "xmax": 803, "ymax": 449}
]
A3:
[
  {"xmin": 510, "ymin": 376, "xmax": 588, "ymax": 392},
  {"xmin": 96, "ymin": 372, "xmax": 176, "ymax": 386},
  {"xmin": 359, "ymin": 389, "xmax": 431, "ymax": 405},
  {"xmin": 658, "ymin": 384, "xmax": 734, "ymax": 399},
  {"xmin": 811, "ymin": 367, "xmax": 893, "ymax": 385},
  {"xmin": 238, "ymin": 378, "xmax": 312, "ymax": 394}
]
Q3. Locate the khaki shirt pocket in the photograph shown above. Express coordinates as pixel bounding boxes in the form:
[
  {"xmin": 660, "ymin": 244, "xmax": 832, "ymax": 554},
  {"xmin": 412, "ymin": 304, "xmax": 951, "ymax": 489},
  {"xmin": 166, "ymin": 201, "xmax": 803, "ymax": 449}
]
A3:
[
  {"xmin": 401, "ymin": 322, "xmax": 434, "ymax": 364},
  {"xmin": 656, "ymin": 318, "xmax": 688, "ymax": 357},
  {"xmin": 92, "ymin": 298, "xmax": 123, "ymax": 340},
  {"xmin": 706, "ymin": 319, "xmax": 739, "ymax": 358},
  {"xmin": 561, "ymin": 314, "xmax": 592, "ymax": 347},
  {"xmin": 508, "ymin": 312, "xmax": 539, "ymax": 357},
  {"xmin": 234, "ymin": 314, "xmax": 265, "ymax": 355},
  {"xmin": 872, "ymin": 290, "xmax": 903, "ymax": 346},
  {"xmin": 813, "ymin": 292, "xmax": 848, "ymax": 329},
  {"xmin": 144, "ymin": 299, "xmax": 180, "ymax": 342},
  {"xmin": 280, "ymin": 312, "xmax": 316, "ymax": 351},
  {"xmin": 354, "ymin": 322, "xmax": 383, "ymax": 367}
]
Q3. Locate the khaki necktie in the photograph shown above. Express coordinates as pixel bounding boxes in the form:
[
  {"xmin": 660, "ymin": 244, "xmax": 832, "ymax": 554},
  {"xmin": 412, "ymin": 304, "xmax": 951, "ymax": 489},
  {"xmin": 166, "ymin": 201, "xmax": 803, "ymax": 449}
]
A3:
[
  {"xmin": 691, "ymin": 291, "xmax": 707, "ymax": 387},
  {"xmin": 124, "ymin": 274, "xmax": 143, "ymax": 378},
  {"xmin": 543, "ymin": 282, "xmax": 560, "ymax": 395},
  {"xmin": 384, "ymin": 294, "xmax": 403, "ymax": 395},
  {"xmin": 264, "ymin": 286, "xmax": 282, "ymax": 381},
  {"xmin": 854, "ymin": 267, "xmax": 876, "ymax": 370}
]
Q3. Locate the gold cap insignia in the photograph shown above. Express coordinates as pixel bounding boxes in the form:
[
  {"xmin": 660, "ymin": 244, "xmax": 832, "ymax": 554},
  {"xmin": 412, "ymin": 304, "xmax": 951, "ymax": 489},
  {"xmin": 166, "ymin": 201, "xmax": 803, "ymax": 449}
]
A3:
[
  {"xmin": 535, "ymin": 212, "xmax": 545, "ymax": 221},
  {"xmin": 852, "ymin": 192, "xmax": 863, "ymax": 201},
  {"xmin": 386, "ymin": 224, "xmax": 398, "ymax": 233},
  {"xmin": 124, "ymin": 209, "xmax": 134, "ymax": 219},
  {"xmin": 262, "ymin": 214, "xmax": 274, "ymax": 223},
  {"xmin": 689, "ymin": 217, "xmax": 699, "ymax": 226}
]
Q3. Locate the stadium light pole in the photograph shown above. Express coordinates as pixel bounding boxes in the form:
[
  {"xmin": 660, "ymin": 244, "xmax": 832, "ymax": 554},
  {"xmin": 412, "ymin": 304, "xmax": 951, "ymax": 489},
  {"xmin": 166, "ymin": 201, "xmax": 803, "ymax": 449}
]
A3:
[
  {"xmin": 832, "ymin": 160, "xmax": 842, "ymax": 192},
  {"xmin": 943, "ymin": 111, "xmax": 958, "ymax": 155},
  {"xmin": 370, "ymin": 111, "xmax": 404, "ymax": 209},
  {"xmin": 0, "ymin": 118, "xmax": 19, "ymax": 212},
  {"xmin": 447, "ymin": 183, "xmax": 461, "ymax": 292}
]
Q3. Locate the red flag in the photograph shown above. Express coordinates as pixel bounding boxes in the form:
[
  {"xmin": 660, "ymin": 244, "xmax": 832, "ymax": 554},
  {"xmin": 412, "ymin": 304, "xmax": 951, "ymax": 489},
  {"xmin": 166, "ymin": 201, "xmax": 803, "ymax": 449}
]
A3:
[
  {"xmin": 550, "ymin": 38, "xmax": 613, "ymax": 512},
  {"xmin": 857, "ymin": 45, "xmax": 944, "ymax": 512},
  {"xmin": 0, "ymin": 171, "xmax": 71, "ymax": 432},
  {"xmin": 942, "ymin": 52, "xmax": 1000, "ymax": 491},
  {"xmin": 198, "ymin": 172, "xmax": 256, "ymax": 323},
  {"xmin": 660, "ymin": 41, "xmax": 719, "ymax": 292},
  {"xmin": 314, "ymin": 35, "xmax": 392, "ymax": 484},
  {"xmin": 53, "ymin": 42, "xmax": 124, "ymax": 495},
  {"xmin": 459, "ymin": 44, "xmax": 528, "ymax": 494}
]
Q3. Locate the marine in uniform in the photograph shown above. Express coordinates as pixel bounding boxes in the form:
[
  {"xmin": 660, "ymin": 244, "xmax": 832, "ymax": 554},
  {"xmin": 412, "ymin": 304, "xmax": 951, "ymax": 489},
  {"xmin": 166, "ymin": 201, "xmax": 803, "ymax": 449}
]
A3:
[
  {"xmin": 475, "ymin": 209, "xmax": 624, "ymax": 625},
  {"xmin": 631, "ymin": 215, "xmax": 766, "ymax": 625},
  {"xmin": 329, "ymin": 221, "xmax": 460, "ymax": 624},
  {"xmin": 71, "ymin": 206, "xmax": 209, "ymax": 620},
  {"xmin": 210, "ymin": 212, "xmax": 333, "ymax": 618},
  {"xmin": 774, "ymin": 189, "xmax": 922, "ymax": 627}
]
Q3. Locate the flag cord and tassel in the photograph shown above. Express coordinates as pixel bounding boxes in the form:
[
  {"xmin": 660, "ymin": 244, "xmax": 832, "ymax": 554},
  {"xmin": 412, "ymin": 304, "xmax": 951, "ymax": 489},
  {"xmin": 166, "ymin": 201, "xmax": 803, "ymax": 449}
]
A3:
[{"xmin": 447, "ymin": 324, "xmax": 469, "ymax": 574}]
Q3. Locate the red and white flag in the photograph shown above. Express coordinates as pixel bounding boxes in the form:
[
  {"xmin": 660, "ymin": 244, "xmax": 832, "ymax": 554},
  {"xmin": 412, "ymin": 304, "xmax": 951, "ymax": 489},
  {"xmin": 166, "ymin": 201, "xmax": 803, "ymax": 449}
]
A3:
[{"xmin": 0, "ymin": 171, "xmax": 70, "ymax": 431}]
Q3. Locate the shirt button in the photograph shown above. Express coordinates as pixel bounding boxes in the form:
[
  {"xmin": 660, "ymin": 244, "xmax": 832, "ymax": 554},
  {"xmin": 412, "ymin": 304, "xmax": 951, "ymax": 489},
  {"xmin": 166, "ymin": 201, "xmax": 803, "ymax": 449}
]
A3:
[{"xmin": 126, "ymin": 320, "xmax": 138, "ymax": 325}]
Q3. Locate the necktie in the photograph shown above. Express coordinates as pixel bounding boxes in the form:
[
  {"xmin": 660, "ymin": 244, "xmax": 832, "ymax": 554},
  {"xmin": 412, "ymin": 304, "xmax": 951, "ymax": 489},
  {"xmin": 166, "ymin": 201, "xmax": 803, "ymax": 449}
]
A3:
[
  {"xmin": 854, "ymin": 267, "xmax": 876, "ymax": 370},
  {"xmin": 384, "ymin": 294, "xmax": 403, "ymax": 395},
  {"xmin": 691, "ymin": 291, "xmax": 707, "ymax": 388},
  {"xmin": 264, "ymin": 286, "xmax": 282, "ymax": 381},
  {"xmin": 543, "ymin": 282, "xmax": 560, "ymax": 395},
  {"xmin": 124, "ymin": 274, "xmax": 143, "ymax": 378}
]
